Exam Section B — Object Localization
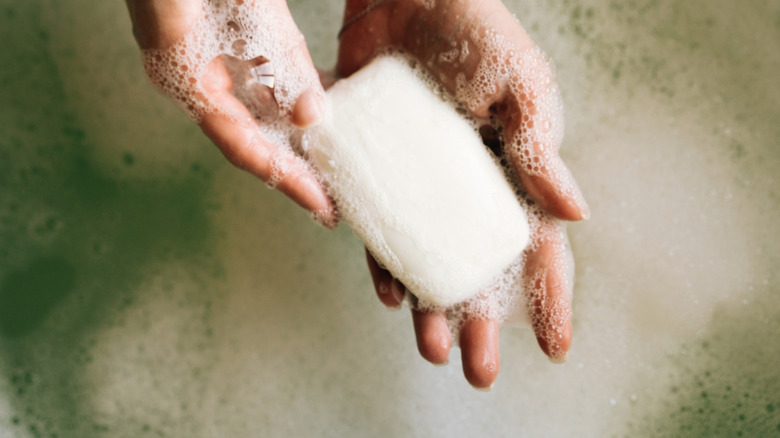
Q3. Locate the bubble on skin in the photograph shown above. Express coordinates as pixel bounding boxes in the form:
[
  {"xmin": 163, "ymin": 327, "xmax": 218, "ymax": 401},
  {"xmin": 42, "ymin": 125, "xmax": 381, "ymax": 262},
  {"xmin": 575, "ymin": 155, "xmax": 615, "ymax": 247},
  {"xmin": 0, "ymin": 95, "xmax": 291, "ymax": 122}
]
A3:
[
  {"xmin": 308, "ymin": 208, "xmax": 339, "ymax": 230},
  {"xmin": 416, "ymin": 0, "xmax": 437, "ymax": 11},
  {"xmin": 439, "ymin": 47, "xmax": 459, "ymax": 63},
  {"xmin": 265, "ymin": 151, "xmax": 289, "ymax": 189},
  {"xmin": 459, "ymin": 40, "xmax": 470, "ymax": 64}
]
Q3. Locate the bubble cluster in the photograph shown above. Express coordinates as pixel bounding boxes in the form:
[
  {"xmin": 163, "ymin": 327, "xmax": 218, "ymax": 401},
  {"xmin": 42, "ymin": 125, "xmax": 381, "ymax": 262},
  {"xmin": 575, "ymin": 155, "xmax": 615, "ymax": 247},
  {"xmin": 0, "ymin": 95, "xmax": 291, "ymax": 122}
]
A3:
[
  {"xmin": 141, "ymin": 0, "xmax": 320, "ymax": 148},
  {"xmin": 447, "ymin": 27, "xmax": 585, "ymax": 208},
  {"xmin": 415, "ymin": 0, "xmax": 437, "ymax": 11}
]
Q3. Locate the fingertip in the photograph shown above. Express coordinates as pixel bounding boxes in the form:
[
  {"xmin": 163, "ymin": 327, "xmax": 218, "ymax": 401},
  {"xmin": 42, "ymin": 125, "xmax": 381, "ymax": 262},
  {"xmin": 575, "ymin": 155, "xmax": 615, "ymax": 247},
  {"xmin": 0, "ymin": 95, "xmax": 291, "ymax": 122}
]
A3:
[
  {"xmin": 519, "ymin": 167, "xmax": 589, "ymax": 222},
  {"xmin": 526, "ymin": 236, "xmax": 574, "ymax": 363},
  {"xmin": 412, "ymin": 310, "xmax": 451, "ymax": 365},
  {"xmin": 579, "ymin": 202, "xmax": 591, "ymax": 221},
  {"xmin": 279, "ymin": 170, "xmax": 338, "ymax": 227},
  {"xmin": 548, "ymin": 353, "xmax": 568, "ymax": 365},
  {"xmin": 460, "ymin": 319, "xmax": 500, "ymax": 390},
  {"xmin": 291, "ymin": 88, "xmax": 325, "ymax": 128},
  {"xmin": 536, "ymin": 319, "xmax": 572, "ymax": 364}
]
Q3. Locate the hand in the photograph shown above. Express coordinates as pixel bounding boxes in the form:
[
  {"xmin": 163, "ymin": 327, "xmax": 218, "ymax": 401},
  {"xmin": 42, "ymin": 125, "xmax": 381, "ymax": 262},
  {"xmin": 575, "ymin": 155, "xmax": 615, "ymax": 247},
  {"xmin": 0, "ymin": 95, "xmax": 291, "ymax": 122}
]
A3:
[
  {"xmin": 338, "ymin": 0, "xmax": 588, "ymax": 388},
  {"xmin": 125, "ymin": 0, "xmax": 337, "ymax": 226}
]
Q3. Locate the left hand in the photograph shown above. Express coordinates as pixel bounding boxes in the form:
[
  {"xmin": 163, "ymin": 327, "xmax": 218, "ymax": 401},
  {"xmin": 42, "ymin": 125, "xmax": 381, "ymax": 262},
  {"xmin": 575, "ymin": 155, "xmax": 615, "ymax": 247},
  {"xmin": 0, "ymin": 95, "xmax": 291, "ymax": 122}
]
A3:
[
  {"xmin": 125, "ymin": 0, "xmax": 338, "ymax": 226},
  {"xmin": 338, "ymin": 0, "xmax": 586, "ymax": 389}
]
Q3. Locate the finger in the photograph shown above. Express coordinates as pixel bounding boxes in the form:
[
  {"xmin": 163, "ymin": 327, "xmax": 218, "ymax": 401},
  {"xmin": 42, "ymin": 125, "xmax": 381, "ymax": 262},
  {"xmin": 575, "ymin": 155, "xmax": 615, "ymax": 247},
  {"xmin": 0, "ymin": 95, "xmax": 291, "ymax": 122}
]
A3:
[
  {"xmin": 497, "ymin": 74, "xmax": 590, "ymax": 221},
  {"xmin": 516, "ymin": 156, "xmax": 589, "ymax": 221},
  {"xmin": 198, "ymin": 59, "xmax": 337, "ymax": 227},
  {"xmin": 412, "ymin": 309, "xmax": 451, "ymax": 365},
  {"xmin": 287, "ymin": 37, "xmax": 326, "ymax": 128},
  {"xmin": 365, "ymin": 249, "xmax": 405, "ymax": 308},
  {"xmin": 459, "ymin": 318, "xmax": 500, "ymax": 390},
  {"xmin": 523, "ymin": 222, "xmax": 573, "ymax": 363}
]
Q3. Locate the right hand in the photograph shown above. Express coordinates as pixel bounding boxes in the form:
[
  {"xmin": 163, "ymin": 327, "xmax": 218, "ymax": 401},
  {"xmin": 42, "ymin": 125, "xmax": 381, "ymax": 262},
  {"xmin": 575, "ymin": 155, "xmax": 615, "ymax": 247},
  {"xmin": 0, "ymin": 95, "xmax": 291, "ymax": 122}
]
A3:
[{"xmin": 125, "ymin": 0, "xmax": 338, "ymax": 226}]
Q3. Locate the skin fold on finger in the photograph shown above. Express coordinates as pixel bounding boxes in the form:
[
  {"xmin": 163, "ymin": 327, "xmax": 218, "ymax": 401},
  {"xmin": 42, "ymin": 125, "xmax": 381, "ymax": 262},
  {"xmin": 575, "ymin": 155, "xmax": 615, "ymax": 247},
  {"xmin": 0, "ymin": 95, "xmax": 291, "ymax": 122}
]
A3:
[
  {"xmin": 365, "ymin": 249, "xmax": 405, "ymax": 308},
  {"xmin": 459, "ymin": 318, "xmax": 500, "ymax": 390},
  {"xmin": 198, "ymin": 58, "xmax": 337, "ymax": 225},
  {"xmin": 523, "ymin": 224, "xmax": 573, "ymax": 363},
  {"xmin": 412, "ymin": 309, "xmax": 451, "ymax": 365}
]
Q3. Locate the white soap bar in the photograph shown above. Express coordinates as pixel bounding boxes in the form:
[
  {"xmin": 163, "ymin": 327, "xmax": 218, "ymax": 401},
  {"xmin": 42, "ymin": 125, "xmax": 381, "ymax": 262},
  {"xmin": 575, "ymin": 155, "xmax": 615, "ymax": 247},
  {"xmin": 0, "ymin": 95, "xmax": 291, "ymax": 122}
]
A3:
[{"xmin": 304, "ymin": 55, "xmax": 529, "ymax": 307}]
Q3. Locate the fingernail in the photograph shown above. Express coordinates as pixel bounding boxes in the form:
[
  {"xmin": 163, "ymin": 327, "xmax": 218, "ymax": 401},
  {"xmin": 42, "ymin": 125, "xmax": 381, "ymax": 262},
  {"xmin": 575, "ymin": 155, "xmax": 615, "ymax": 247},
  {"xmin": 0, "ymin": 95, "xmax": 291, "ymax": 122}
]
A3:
[
  {"xmin": 548, "ymin": 352, "xmax": 568, "ymax": 364},
  {"xmin": 433, "ymin": 359, "xmax": 449, "ymax": 367},
  {"xmin": 387, "ymin": 304, "xmax": 402, "ymax": 312},
  {"xmin": 472, "ymin": 383, "xmax": 494, "ymax": 392},
  {"xmin": 577, "ymin": 197, "xmax": 591, "ymax": 221}
]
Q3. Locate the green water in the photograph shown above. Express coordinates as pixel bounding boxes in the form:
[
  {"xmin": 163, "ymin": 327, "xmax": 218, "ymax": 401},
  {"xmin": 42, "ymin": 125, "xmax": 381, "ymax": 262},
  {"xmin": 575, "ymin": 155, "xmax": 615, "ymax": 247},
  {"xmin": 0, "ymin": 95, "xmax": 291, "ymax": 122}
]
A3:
[{"xmin": 0, "ymin": 0, "xmax": 778, "ymax": 437}]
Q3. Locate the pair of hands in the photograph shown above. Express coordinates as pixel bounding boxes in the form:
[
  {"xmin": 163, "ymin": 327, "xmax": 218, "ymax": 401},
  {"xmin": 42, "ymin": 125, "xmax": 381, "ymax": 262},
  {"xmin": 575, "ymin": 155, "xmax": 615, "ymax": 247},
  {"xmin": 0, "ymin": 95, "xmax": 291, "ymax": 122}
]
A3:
[{"xmin": 126, "ymin": 0, "xmax": 589, "ymax": 389}]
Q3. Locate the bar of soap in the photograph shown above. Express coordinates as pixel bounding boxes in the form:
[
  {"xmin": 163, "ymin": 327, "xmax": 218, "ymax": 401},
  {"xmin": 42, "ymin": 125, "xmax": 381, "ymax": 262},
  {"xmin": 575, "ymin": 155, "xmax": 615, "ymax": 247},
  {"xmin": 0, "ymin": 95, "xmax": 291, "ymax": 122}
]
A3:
[{"xmin": 303, "ymin": 55, "xmax": 529, "ymax": 307}]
